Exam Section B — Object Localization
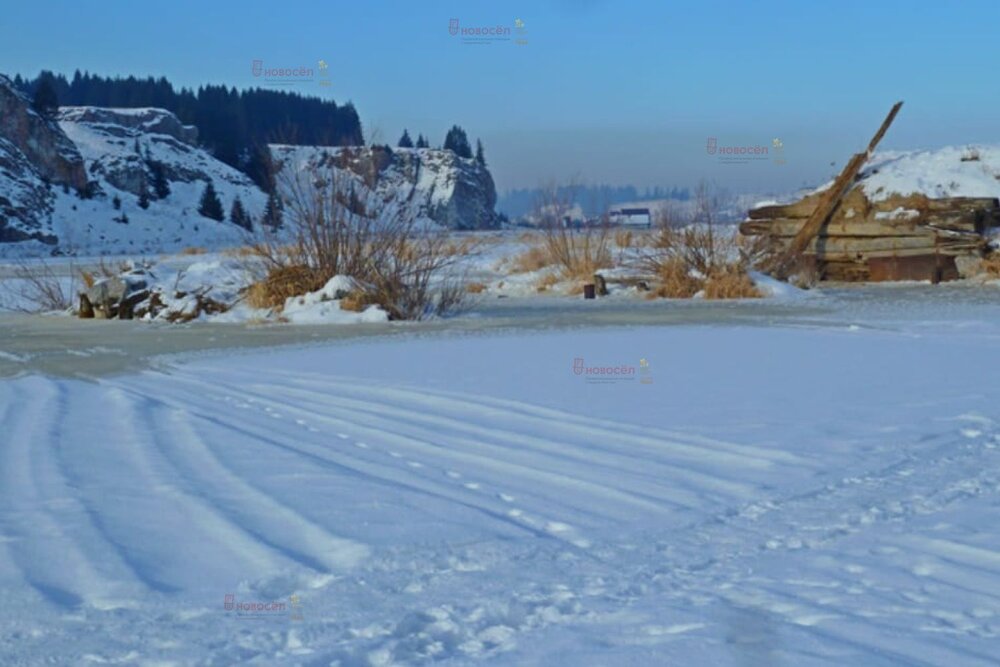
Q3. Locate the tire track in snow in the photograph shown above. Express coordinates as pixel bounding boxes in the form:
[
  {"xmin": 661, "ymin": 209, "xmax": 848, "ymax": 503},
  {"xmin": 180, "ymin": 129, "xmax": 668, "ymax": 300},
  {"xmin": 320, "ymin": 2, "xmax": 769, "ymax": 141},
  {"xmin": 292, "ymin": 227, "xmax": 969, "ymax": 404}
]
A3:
[
  {"xmin": 0, "ymin": 377, "xmax": 137, "ymax": 608},
  {"xmin": 57, "ymin": 385, "xmax": 294, "ymax": 590},
  {"xmin": 147, "ymin": 400, "xmax": 370, "ymax": 573},
  {"xmin": 154, "ymin": 372, "xmax": 677, "ymax": 544},
  {"xmin": 113, "ymin": 375, "xmax": 603, "ymax": 553},
  {"xmin": 166, "ymin": 370, "xmax": 739, "ymax": 520},
  {"xmin": 271, "ymin": 369, "xmax": 805, "ymax": 467}
]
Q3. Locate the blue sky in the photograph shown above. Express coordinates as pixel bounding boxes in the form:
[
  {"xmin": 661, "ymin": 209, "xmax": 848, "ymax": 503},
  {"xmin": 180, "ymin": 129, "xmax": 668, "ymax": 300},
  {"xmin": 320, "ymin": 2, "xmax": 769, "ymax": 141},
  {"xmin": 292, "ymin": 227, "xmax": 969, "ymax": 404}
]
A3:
[{"xmin": 3, "ymin": 0, "xmax": 999, "ymax": 194}]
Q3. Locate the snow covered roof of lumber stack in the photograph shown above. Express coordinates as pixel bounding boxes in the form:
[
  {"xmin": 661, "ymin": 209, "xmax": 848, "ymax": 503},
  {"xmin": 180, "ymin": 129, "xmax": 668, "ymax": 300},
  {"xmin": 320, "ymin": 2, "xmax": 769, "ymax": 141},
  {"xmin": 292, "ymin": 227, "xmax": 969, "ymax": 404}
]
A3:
[{"xmin": 823, "ymin": 144, "xmax": 1000, "ymax": 202}]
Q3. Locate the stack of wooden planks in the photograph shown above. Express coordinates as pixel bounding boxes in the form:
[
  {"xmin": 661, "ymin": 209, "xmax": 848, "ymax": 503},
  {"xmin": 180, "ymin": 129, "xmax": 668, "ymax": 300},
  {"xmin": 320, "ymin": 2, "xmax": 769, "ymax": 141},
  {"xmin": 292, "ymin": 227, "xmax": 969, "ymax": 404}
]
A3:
[
  {"xmin": 740, "ymin": 195, "xmax": 999, "ymax": 281},
  {"xmin": 739, "ymin": 101, "xmax": 1000, "ymax": 282}
]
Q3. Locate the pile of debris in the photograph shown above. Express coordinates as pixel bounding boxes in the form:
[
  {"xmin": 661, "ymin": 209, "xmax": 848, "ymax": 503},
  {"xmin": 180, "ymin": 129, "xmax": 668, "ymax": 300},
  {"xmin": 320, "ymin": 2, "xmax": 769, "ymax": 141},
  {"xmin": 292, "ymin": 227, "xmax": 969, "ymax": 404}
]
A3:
[
  {"xmin": 78, "ymin": 264, "xmax": 231, "ymax": 322},
  {"xmin": 741, "ymin": 102, "xmax": 1000, "ymax": 282}
]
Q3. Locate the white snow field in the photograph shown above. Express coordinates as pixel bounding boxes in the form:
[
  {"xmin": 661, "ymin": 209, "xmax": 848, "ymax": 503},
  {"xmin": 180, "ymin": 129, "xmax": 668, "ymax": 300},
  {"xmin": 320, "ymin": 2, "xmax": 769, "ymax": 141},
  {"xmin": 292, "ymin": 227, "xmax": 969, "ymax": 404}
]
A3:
[{"xmin": 2, "ymin": 289, "xmax": 1000, "ymax": 665}]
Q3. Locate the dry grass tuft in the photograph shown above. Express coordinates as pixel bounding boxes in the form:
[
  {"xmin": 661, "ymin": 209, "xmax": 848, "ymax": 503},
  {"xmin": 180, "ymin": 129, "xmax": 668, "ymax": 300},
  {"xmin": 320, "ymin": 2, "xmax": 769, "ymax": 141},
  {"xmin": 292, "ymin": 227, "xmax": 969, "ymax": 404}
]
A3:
[
  {"xmin": 79, "ymin": 270, "xmax": 96, "ymax": 289},
  {"xmin": 224, "ymin": 245, "xmax": 258, "ymax": 258},
  {"xmin": 466, "ymin": 281, "xmax": 487, "ymax": 294},
  {"xmin": 180, "ymin": 246, "xmax": 208, "ymax": 256},
  {"xmin": 650, "ymin": 257, "xmax": 703, "ymax": 298},
  {"xmin": 511, "ymin": 246, "xmax": 550, "ymax": 273},
  {"xmin": 703, "ymin": 268, "xmax": 763, "ymax": 299},
  {"xmin": 535, "ymin": 272, "xmax": 560, "ymax": 292},
  {"xmin": 338, "ymin": 291, "xmax": 370, "ymax": 312},
  {"xmin": 245, "ymin": 264, "xmax": 325, "ymax": 310},
  {"xmin": 614, "ymin": 228, "xmax": 634, "ymax": 250},
  {"xmin": 981, "ymin": 252, "xmax": 1000, "ymax": 278}
]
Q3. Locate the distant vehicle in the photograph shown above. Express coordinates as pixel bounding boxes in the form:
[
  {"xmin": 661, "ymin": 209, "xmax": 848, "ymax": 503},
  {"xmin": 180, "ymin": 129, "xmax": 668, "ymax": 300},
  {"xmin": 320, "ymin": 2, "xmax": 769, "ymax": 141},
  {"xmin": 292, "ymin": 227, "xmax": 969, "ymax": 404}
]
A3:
[{"xmin": 608, "ymin": 207, "xmax": 652, "ymax": 228}]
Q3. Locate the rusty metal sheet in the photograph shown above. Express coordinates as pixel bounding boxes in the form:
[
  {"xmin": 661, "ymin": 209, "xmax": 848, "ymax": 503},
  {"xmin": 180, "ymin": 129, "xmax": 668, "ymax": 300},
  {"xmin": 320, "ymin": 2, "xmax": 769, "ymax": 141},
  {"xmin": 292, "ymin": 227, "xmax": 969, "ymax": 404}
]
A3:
[{"xmin": 867, "ymin": 254, "xmax": 958, "ymax": 282}]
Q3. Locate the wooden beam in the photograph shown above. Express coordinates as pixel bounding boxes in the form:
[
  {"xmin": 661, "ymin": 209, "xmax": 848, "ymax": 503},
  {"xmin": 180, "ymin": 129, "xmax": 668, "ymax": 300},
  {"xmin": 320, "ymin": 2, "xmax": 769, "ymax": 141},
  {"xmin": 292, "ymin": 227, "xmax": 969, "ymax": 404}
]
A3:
[{"xmin": 778, "ymin": 101, "xmax": 904, "ymax": 269}]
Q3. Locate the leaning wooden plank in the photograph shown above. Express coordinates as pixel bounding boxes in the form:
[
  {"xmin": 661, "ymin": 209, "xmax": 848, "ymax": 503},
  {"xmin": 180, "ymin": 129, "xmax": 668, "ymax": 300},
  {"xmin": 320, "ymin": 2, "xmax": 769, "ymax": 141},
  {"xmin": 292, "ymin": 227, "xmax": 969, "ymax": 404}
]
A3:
[{"xmin": 779, "ymin": 101, "xmax": 904, "ymax": 266}]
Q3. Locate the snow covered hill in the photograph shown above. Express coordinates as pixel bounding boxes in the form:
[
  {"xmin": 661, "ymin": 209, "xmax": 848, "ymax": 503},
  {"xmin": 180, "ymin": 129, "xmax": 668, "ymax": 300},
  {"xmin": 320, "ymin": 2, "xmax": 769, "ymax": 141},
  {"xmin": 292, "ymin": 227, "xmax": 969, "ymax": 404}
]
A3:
[
  {"xmin": 52, "ymin": 106, "xmax": 267, "ymax": 255},
  {"xmin": 0, "ymin": 71, "xmax": 502, "ymax": 256},
  {"xmin": 0, "ymin": 75, "xmax": 266, "ymax": 257}
]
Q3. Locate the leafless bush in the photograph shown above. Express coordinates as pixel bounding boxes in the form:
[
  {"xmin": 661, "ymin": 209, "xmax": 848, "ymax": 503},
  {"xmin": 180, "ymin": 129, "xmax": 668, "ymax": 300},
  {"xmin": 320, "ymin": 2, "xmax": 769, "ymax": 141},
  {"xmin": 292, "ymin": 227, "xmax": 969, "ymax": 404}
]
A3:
[
  {"xmin": 638, "ymin": 181, "xmax": 762, "ymax": 299},
  {"xmin": 535, "ymin": 182, "xmax": 611, "ymax": 280},
  {"xmin": 248, "ymin": 164, "xmax": 467, "ymax": 319},
  {"xmin": 5, "ymin": 259, "xmax": 77, "ymax": 312}
]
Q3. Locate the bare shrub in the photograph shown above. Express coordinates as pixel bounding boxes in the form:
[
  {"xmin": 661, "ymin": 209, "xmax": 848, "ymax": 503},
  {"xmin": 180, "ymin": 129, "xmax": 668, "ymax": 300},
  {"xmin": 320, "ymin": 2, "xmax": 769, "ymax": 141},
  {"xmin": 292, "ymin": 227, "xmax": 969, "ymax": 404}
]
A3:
[
  {"xmin": 638, "ymin": 181, "xmax": 763, "ymax": 300},
  {"xmin": 6, "ymin": 259, "xmax": 77, "ymax": 312},
  {"xmin": 247, "ymin": 165, "xmax": 465, "ymax": 319},
  {"xmin": 535, "ymin": 182, "xmax": 611, "ymax": 281}
]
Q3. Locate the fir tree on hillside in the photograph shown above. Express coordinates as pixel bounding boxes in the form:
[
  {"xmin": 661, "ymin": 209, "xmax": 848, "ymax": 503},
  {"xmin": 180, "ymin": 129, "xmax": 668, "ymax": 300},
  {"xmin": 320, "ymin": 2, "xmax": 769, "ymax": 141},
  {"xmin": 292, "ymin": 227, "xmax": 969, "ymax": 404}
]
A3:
[
  {"xmin": 416, "ymin": 134, "xmax": 429, "ymax": 149},
  {"xmin": 148, "ymin": 159, "xmax": 171, "ymax": 199},
  {"xmin": 229, "ymin": 197, "xmax": 252, "ymax": 230},
  {"xmin": 262, "ymin": 192, "xmax": 283, "ymax": 229},
  {"xmin": 137, "ymin": 184, "xmax": 150, "ymax": 210},
  {"xmin": 197, "ymin": 180, "xmax": 225, "ymax": 221},
  {"xmin": 444, "ymin": 125, "xmax": 472, "ymax": 159},
  {"xmin": 475, "ymin": 139, "xmax": 486, "ymax": 166},
  {"xmin": 31, "ymin": 73, "xmax": 59, "ymax": 119},
  {"xmin": 398, "ymin": 129, "xmax": 413, "ymax": 148}
]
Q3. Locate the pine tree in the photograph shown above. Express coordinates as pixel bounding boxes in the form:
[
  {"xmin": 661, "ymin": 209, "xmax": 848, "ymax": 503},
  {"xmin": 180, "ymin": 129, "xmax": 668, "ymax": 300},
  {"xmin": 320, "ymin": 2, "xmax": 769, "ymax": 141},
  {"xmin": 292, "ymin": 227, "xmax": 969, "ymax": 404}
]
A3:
[
  {"xmin": 197, "ymin": 180, "xmax": 225, "ymax": 221},
  {"xmin": 475, "ymin": 139, "xmax": 486, "ymax": 166},
  {"xmin": 443, "ymin": 125, "xmax": 472, "ymax": 158},
  {"xmin": 416, "ymin": 134, "xmax": 429, "ymax": 149},
  {"xmin": 31, "ymin": 74, "xmax": 59, "ymax": 119},
  {"xmin": 148, "ymin": 160, "xmax": 171, "ymax": 199},
  {"xmin": 229, "ymin": 196, "xmax": 252, "ymax": 230},
  {"xmin": 138, "ymin": 186, "xmax": 150, "ymax": 210},
  {"xmin": 398, "ymin": 129, "xmax": 414, "ymax": 148},
  {"xmin": 262, "ymin": 192, "xmax": 283, "ymax": 229},
  {"xmin": 112, "ymin": 194, "xmax": 122, "ymax": 210}
]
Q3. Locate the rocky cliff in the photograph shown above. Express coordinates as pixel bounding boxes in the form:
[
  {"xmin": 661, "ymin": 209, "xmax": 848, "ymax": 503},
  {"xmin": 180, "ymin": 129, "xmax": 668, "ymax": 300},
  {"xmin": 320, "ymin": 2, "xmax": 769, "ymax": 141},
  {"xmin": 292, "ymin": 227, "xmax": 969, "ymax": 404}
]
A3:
[
  {"xmin": 0, "ymin": 78, "xmax": 266, "ymax": 255},
  {"xmin": 0, "ymin": 74, "xmax": 90, "ymax": 243},
  {"xmin": 1, "ymin": 71, "xmax": 500, "ymax": 255},
  {"xmin": 270, "ymin": 144, "xmax": 499, "ymax": 230}
]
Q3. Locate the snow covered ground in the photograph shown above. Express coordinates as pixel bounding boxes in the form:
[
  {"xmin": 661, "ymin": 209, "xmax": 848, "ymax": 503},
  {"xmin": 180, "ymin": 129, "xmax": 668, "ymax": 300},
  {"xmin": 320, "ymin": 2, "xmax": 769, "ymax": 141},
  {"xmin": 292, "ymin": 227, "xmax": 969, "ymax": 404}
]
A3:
[{"xmin": 2, "ymin": 284, "xmax": 1000, "ymax": 665}]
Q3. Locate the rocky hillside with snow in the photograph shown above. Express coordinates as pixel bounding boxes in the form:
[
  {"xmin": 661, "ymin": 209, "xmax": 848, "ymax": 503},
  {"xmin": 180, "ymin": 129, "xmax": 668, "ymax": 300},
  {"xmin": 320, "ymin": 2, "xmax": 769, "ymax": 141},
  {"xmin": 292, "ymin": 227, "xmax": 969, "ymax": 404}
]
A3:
[
  {"xmin": 271, "ymin": 144, "xmax": 499, "ymax": 230},
  {"xmin": 0, "ymin": 74, "xmax": 267, "ymax": 257},
  {"xmin": 1, "ymin": 74, "xmax": 502, "ymax": 255},
  {"xmin": 0, "ymin": 75, "xmax": 88, "ymax": 245}
]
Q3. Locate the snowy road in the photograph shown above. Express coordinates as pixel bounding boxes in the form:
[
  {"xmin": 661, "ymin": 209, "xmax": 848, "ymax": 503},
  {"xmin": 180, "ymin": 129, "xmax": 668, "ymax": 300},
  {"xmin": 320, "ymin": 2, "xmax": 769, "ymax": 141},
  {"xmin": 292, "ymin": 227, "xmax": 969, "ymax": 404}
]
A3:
[{"xmin": 2, "ymin": 317, "xmax": 1000, "ymax": 664}]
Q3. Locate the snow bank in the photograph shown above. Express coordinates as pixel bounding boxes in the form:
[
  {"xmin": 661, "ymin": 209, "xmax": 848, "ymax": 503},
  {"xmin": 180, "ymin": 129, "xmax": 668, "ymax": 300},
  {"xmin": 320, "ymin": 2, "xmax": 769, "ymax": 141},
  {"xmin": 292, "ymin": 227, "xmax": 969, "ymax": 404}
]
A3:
[
  {"xmin": 281, "ymin": 275, "xmax": 389, "ymax": 324},
  {"xmin": 825, "ymin": 144, "xmax": 1000, "ymax": 202}
]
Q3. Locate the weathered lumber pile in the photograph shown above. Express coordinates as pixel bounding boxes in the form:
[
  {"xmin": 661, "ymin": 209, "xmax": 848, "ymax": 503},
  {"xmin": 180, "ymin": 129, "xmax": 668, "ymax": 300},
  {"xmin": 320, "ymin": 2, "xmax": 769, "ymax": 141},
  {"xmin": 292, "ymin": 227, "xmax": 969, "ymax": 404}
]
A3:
[
  {"xmin": 740, "ymin": 101, "xmax": 1000, "ymax": 282},
  {"xmin": 740, "ymin": 191, "xmax": 1000, "ymax": 281}
]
